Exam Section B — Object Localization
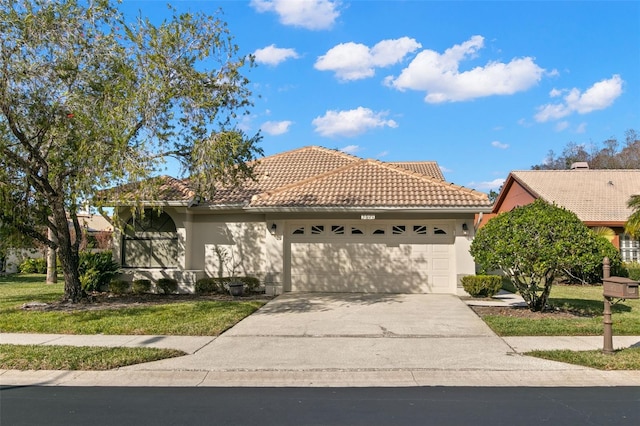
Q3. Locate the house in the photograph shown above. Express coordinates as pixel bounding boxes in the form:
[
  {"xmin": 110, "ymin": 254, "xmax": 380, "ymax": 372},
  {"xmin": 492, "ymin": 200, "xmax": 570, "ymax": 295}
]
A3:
[
  {"xmin": 488, "ymin": 166, "xmax": 640, "ymax": 262},
  {"xmin": 108, "ymin": 146, "xmax": 492, "ymax": 294}
]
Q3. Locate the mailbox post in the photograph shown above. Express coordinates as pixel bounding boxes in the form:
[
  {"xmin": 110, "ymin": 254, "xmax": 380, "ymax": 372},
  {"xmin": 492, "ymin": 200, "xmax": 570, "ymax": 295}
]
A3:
[{"xmin": 602, "ymin": 257, "xmax": 640, "ymax": 355}]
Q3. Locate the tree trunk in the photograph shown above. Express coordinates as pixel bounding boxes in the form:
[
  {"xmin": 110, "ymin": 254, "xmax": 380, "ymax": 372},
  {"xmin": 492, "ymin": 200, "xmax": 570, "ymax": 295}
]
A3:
[
  {"xmin": 51, "ymin": 203, "xmax": 83, "ymax": 302},
  {"xmin": 46, "ymin": 227, "xmax": 57, "ymax": 284}
]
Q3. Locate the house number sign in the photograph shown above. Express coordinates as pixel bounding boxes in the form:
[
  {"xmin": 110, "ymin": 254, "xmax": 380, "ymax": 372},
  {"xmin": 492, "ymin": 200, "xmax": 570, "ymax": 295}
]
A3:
[{"xmin": 360, "ymin": 214, "xmax": 376, "ymax": 220}]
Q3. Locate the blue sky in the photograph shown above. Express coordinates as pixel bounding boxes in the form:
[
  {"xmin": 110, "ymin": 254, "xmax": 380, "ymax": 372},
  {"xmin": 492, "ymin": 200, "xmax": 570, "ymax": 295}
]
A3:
[{"xmin": 120, "ymin": 0, "xmax": 639, "ymax": 193}]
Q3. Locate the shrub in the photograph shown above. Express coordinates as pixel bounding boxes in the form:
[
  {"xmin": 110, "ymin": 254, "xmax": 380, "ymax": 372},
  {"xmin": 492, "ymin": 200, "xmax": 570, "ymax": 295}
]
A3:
[
  {"xmin": 195, "ymin": 276, "xmax": 261, "ymax": 294},
  {"xmin": 19, "ymin": 258, "xmax": 46, "ymax": 274},
  {"xmin": 109, "ymin": 279, "xmax": 130, "ymax": 295},
  {"xmin": 461, "ymin": 275, "xmax": 503, "ymax": 298},
  {"xmin": 471, "ymin": 199, "xmax": 621, "ymax": 311},
  {"xmin": 195, "ymin": 277, "xmax": 226, "ymax": 294},
  {"xmin": 239, "ymin": 276, "xmax": 260, "ymax": 292},
  {"xmin": 157, "ymin": 278, "xmax": 178, "ymax": 294},
  {"xmin": 132, "ymin": 279, "xmax": 152, "ymax": 294},
  {"xmin": 79, "ymin": 251, "xmax": 120, "ymax": 292},
  {"xmin": 626, "ymin": 262, "xmax": 640, "ymax": 281}
]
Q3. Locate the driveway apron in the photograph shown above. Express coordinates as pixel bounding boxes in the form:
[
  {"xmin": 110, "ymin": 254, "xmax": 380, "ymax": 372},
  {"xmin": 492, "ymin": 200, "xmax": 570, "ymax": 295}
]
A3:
[{"xmin": 124, "ymin": 293, "xmax": 582, "ymax": 373}]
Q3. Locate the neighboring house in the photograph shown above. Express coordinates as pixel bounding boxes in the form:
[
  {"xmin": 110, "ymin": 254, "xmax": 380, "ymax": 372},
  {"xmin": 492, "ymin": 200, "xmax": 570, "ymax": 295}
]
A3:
[
  {"xmin": 108, "ymin": 146, "xmax": 492, "ymax": 295},
  {"xmin": 1, "ymin": 212, "xmax": 113, "ymax": 274},
  {"xmin": 487, "ymin": 166, "xmax": 640, "ymax": 262}
]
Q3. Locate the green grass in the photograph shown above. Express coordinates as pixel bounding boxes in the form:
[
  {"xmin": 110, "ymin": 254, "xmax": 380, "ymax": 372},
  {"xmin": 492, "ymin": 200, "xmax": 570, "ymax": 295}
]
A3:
[
  {"xmin": 0, "ymin": 274, "xmax": 265, "ymax": 335},
  {"xmin": 0, "ymin": 344, "xmax": 185, "ymax": 370},
  {"xmin": 526, "ymin": 348, "xmax": 640, "ymax": 370},
  {"xmin": 481, "ymin": 284, "xmax": 640, "ymax": 336}
]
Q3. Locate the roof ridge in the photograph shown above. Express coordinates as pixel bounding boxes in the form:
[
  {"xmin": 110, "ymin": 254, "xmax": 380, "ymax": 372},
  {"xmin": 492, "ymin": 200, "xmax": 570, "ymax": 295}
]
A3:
[
  {"xmin": 368, "ymin": 159, "xmax": 488, "ymax": 200},
  {"xmin": 251, "ymin": 160, "xmax": 364, "ymax": 202},
  {"xmin": 252, "ymin": 145, "xmax": 361, "ymax": 166}
]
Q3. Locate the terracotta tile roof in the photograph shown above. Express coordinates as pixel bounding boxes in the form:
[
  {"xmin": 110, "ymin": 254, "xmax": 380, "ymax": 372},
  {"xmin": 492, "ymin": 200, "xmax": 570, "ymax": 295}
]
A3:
[
  {"xmin": 390, "ymin": 162, "xmax": 444, "ymax": 180},
  {"xmin": 510, "ymin": 169, "xmax": 640, "ymax": 223},
  {"xmin": 250, "ymin": 158, "xmax": 489, "ymax": 209},
  {"xmin": 102, "ymin": 175, "xmax": 196, "ymax": 204},
  {"xmin": 106, "ymin": 146, "xmax": 491, "ymax": 210}
]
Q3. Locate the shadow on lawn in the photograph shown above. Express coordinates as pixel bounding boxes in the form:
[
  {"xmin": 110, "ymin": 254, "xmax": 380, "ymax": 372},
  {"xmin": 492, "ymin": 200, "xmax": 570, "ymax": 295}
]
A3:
[{"xmin": 551, "ymin": 297, "xmax": 632, "ymax": 316}]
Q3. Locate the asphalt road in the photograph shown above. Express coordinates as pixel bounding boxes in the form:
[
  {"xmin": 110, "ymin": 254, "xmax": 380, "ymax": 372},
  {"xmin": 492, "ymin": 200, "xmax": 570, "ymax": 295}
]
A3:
[{"xmin": 2, "ymin": 386, "xmax": 639, "ymax": 425}]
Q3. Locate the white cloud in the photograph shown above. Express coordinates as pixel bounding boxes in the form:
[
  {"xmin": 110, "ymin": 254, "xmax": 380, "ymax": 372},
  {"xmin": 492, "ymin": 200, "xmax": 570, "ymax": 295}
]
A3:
[
  {"xmin": 385, "ymin": 35, "xmax": 545, "ymax": 103},
  {"xmin": 534, "ymin": 75, "xmax": 623, "ymax": 122},
  {"xmin": 491, "ymin": 140, "xmax": 509, "ymax": 149},
  {"xmin": 315, "ymin": 37, "xmax": 422, "ymax": 81},
  {"xmin": 340, "ymin": 145, "xmax": 360, "ymax": 154},
  {"xmin": 576, "ymin": 122, "xmax": 587, "ymax": 134},
  {"xmin": 471, "ymin": 178, "xmax": 505, "ymax": 191},
  {"xmin": 254, "ymin": 44, "xmax": 299, "ymax": 66},
  {"xmin": 555, "ymin": 121, "xmax": 570, "ymax": 132},
  {"xmin": 376, "ymin": 150, "xmax": 389, "ymax": 158},
  {"xmin": 261, "ymin": 120, "xmax": 293, "ymax": 136},
  {"xmin": 250, "ymin": 0, "xmax": 340, "ymax": 30},
  {"xmin": 312, "ymin": 107, "xmax": 398, "ymax": 137}
]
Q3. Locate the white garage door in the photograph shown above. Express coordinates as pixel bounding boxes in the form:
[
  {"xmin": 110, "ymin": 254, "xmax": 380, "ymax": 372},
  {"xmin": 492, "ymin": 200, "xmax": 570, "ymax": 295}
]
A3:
[{"xmin": 289, "ymin": 222, "xmax": 454, "ymax": 293}]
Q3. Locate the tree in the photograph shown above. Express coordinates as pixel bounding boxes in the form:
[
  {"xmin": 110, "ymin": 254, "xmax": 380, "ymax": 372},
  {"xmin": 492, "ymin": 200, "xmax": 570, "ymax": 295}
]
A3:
[
  {"xmin": 532, "ymin": 129, "xmax": 639, "ymax": 170},
  {"xmin": 626, "ymin": 195, "xmax": 640, "ymax": 239},
  {"xmin": 470, "ymin": 200, "xmax": 620, "ymax": 311},
  {"xmin": 0, "ymin": 0, "xmax": 262, "ymax": 302}
]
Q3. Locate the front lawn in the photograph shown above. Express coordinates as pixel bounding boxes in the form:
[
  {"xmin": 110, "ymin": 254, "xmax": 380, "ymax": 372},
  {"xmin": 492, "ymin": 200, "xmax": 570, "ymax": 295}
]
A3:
[
  {"xmin": 526, "ymin": 348, "xmax": 640, "ymax": 371},
  {"xmin": 0, "ymin": 344, "xmax": 185, "ymax": 370},
  {"xmin": 0, "ymin": 274, "xmax": 266, "ymax": 336},
  {"xmin": 476, "ymin": 284, "xmax": 640, "ymax": 336}
]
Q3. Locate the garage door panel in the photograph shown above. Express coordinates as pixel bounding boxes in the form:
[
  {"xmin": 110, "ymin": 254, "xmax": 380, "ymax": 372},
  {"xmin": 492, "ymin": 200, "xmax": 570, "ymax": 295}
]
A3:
[{"xmin": 289, "ymin": 223, "xmax": 454, "ymax": 293}]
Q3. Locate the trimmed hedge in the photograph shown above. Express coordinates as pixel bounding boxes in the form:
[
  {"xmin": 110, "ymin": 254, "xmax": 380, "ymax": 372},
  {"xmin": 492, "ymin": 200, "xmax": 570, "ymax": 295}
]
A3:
[
  {"xmin": 157, "ymin": 278, "xmax": 178, "ymax": 294},
  {"xmin": 109, "ymin": 279, "xmax": 130, "ymax": 295},
  {"xmin": 461, "ymin": 275, "xmax": 503, "ymax": 298},
  {"xmin": 132, "ymin": 279, "xmax": 152, "ymax": 294},
  {"xmin": 626, "ymin": 262, "xmax": 640, "ymax": 281},
  {"xmin": 195, "ymin": 276, "xmax": 261, "ymax": 294}
]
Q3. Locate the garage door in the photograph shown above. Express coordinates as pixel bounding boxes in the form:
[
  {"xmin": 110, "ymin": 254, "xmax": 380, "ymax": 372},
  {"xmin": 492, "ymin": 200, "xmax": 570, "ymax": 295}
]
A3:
[{"xmin": 289, "ymin": 222, "xmax": 454, "ymax": 293}]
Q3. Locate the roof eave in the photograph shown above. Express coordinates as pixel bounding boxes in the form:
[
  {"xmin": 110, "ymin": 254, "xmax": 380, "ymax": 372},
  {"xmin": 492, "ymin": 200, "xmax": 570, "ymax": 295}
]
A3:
[{"xmin": 244, "ymin": 206, "xmax": 494, "ymax": 214}]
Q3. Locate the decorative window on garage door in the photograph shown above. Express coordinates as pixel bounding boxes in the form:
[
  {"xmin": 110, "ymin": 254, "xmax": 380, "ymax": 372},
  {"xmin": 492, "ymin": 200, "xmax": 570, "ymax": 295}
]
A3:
[{"xmin": 290, "ymin": 222, "xmax": 454, "ymax": 242}]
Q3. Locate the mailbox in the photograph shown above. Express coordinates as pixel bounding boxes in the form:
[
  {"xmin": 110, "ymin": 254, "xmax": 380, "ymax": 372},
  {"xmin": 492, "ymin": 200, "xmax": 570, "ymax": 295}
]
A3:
[{"xmin": 603, "ymin": 276, "xmax": 639, "ymax": 299}]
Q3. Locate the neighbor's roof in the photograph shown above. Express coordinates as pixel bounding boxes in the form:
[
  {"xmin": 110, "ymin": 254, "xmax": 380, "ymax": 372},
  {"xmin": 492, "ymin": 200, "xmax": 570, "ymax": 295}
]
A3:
[
  {"xmin": 106, "ymin": 146, "xmax": 491, "ymax": 211},
  {"xmin": 499, "ymin": 169, "xmax": 640, "ymax": 223}
]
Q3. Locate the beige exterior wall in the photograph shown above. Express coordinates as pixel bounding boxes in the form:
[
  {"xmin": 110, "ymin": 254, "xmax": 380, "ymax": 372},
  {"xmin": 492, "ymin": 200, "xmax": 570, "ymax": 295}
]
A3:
[{"xmin": 114, "ymin": 208, "xmax": 477, "ymax": 295}]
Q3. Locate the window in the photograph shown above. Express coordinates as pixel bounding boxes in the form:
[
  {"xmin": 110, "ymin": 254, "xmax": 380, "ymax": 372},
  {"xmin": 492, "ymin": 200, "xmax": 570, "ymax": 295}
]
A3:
[
  {"xmin": 350, "ymin": 227, "xmax": 364, "ymax": 235},
  {"xmin": 413, "ymin": 225, "xmax": 427, "ymax": 235},
  {"xmin": 311, "ymin": 225, "xmax": 325, "ymax": 235},
  {"xmin": 433, "ymin": 227, "xmax": 447, "ymax": 235},
  {"xmin": 372, "ymin": 228, "xmax": 386, "ymax": 235},
  {"xmin": 123, "ymin": 210, "xmax": 178, "ymax": 268},
  {"xmin": 292, "ymin": 227, "xmax": 305, "ymax": 235},
  {"xmin": 621, "ymin": 234, "xmax": 640, "ymax": 262},
  {"xmin": 331, "ymin": 225, "xmax": 345, "ymax": 235},
  {"xmin": 392, "ymin": 225, "xmax": 406, "ymax": 235}
]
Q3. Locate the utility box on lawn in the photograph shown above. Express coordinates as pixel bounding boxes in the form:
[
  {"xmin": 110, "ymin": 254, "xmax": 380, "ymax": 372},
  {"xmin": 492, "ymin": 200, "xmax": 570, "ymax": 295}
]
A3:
[{"xmin": 603, "ymin": 276, "xmax": 639, "ymax": 299}]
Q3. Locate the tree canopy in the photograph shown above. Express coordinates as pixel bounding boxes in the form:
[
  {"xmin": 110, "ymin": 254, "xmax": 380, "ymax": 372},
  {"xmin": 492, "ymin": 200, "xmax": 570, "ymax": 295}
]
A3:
[
  {"xmin": 0, "ymin": 0, "xmax": 262, "ymax": 302},
  {"xmin": 627, "ymin": 195, "xmax": 640, "ymax": 239},
  {"xmin": 470, "ymin": 200, "xmax": 621, "ymax": 311},
  {"xmin": 532, "ymin": 129, "xmax": 639, "ymax": 170}
]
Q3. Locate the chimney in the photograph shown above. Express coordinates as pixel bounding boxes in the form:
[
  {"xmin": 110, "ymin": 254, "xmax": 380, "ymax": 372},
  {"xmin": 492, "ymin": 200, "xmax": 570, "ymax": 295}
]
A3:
[{"xmin": 570, "ymin": 162, "xmax": 589, "ymax": 170}]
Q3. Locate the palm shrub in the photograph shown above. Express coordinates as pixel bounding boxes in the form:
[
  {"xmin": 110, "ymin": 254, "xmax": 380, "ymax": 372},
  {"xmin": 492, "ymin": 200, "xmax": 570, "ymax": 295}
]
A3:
[
  {"xmin": 78, "ymin": 251, "xmax": 120, "ymax": 292},
  {"xmin": 461, "ymin": 275, "xmax": 502, "ymax": 298}
]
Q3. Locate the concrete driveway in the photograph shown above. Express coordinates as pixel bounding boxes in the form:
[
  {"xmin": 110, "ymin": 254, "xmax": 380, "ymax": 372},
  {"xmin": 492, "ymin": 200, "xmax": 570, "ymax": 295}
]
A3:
[{"xmin": 125, "ymin": 293, "xmax": 583, "ymax": 374}]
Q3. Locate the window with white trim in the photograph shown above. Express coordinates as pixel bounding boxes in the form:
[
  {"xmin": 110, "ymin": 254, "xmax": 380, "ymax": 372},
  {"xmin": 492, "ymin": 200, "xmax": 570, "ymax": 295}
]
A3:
[{"xmin": 621, "ymin": 234, "xmax": 640, "ymax": 262}]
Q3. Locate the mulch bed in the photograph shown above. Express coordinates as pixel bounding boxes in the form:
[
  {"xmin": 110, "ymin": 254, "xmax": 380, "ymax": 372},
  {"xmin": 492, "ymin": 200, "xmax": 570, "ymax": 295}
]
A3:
[{"xmin": 22, "ymin": 292, "xmax": 274, "ymax": 312}]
